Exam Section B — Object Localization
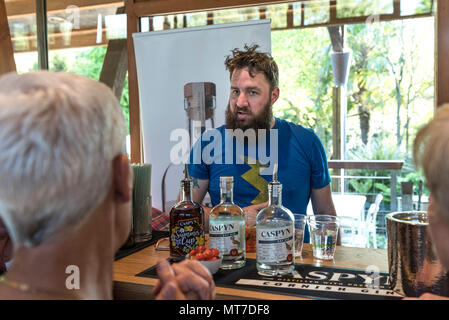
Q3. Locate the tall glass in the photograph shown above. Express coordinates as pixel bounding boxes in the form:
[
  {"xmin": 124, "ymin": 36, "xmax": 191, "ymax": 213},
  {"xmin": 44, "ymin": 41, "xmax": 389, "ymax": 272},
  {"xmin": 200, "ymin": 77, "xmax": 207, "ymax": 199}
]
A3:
[{"xmin": 293, "ymin": 214, "xmax": 307, "ymax": 257}]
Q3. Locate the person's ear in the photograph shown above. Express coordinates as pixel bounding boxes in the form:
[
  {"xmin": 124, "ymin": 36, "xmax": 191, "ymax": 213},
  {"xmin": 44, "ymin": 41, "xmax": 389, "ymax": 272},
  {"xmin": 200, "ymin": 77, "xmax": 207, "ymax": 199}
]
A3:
[
  {"xmin": 112, "ymin": 154, "xmax": 132, "ymax": 203},
  {"xmin": 271, "ymin": 87, "xmax": 279, "ymax": 105}
]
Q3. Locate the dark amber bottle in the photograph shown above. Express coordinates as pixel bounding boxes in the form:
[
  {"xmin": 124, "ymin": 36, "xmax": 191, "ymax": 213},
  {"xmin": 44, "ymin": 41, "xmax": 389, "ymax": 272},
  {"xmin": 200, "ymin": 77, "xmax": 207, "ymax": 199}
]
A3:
[{"xmin": 169, "ymin": 166, "xmax": 205, "ymax": 257}]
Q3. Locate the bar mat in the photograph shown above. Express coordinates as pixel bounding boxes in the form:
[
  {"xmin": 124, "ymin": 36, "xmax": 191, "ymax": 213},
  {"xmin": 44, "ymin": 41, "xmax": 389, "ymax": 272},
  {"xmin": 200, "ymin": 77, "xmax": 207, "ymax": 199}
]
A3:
[
  {"xmin": 136, "ymin": 259, "xmax": 403, "ymax": 300},
  {"xmin": 114, "ymin": 230, "xmax": 168, "ymax": 261}
]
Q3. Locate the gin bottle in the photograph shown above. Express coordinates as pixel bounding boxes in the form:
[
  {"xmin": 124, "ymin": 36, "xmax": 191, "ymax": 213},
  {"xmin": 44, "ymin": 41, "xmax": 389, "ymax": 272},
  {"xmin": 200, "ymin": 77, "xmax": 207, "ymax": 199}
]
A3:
[
  {"xmin": 209, "ymin": 176, "xmax": 246, "ymax": 269},
  {"xmin": 169, "ymin": 165, "xmax": 205, "ymax": 257},
  {"xmin": 256, "ymin": 166, "xmax": 295, "ymax": 276}
]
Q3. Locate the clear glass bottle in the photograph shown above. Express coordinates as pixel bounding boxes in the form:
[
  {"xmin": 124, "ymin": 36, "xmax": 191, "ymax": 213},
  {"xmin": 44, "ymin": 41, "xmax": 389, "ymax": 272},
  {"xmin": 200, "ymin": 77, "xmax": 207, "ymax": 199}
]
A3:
[
  {"xmin": 209, "ymin": 176, "xmax": 246, "ymax": 269},
  {"xmin": 169, "ymin": 166, "xmax": 205, "ymax": 257},
  {"xmin": 256, "ymin": 171, "xmax": 295, "ymax": 276}
]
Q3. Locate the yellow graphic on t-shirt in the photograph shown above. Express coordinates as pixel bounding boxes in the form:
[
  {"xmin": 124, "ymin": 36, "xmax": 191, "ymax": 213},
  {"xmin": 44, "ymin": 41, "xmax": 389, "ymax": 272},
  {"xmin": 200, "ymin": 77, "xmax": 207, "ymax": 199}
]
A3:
[{"xmin": 241, "ymin": 156, "xmax": 269, "ymax": 205}]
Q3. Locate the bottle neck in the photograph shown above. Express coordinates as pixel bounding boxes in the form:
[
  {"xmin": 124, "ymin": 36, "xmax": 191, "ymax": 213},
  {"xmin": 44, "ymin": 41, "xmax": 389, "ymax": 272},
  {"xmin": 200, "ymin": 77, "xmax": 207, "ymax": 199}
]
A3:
[
  {"xmin": 220, "ymin": 184, "xmax": 234, "ymax": 204},
  {"xmin": 268, "ymin": 183, "xmax": 282, "ymax": 207},
  {"xmin": 180, "ymin": 180, "xmax": 193, "ymax": 202}
]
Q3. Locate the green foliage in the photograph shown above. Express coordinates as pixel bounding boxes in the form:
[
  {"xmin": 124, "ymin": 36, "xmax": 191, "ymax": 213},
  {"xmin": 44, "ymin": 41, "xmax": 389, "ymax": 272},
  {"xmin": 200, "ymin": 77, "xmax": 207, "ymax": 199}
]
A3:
[
  {"xmin": 70, "ymin": 46, "xmax": 107, "ymax": 80},
  {"xmin": 272, "ymin": 28, "xmax": 334, "ymax": 156},
  {"xmin": 349, "ymin": 179, "xmax": 373, "ymax": 195},
  {"xmin": 31, "ymin": 53, "xmax": 68, "ymax": 72}
]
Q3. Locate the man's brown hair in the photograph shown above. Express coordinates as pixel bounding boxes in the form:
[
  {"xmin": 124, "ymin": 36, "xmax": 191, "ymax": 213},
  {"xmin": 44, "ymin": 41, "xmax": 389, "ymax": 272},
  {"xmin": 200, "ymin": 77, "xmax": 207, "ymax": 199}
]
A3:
[{"xmin": 224, "ymin": 44, "xmax": 279, "ymax": 91}]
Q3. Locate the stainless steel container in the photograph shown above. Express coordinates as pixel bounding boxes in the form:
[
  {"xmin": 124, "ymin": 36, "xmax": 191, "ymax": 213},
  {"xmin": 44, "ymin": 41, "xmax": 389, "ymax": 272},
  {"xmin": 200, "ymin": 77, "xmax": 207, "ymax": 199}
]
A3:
[{"xmin": 386, "ymin": 211, "xmax": 449, "ymax": 297}]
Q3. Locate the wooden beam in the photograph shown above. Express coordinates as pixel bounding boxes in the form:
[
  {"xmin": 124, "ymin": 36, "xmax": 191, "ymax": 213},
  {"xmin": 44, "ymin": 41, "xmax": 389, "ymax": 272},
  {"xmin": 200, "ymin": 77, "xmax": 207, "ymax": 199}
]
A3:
[
  {"xmin": 100, "ymin": 38, "xmax": 127, "ymax": 100},
  {"xmin": 437, "ymin": 0, "xmax": 449, "ymax": 108},
  {"xmin": 328, "ymin": 160, "xmax": 404, "ymax": 171},
  {"xmin": 126, "ymin": 0, "xmax": 142, "ymax": 163},
  {"xmin": 132, "ymin": 0, "xmax": 295, "ymax": 17},
  {"xmin": 5, "ymin": 0, "xmax": 124, "ymax": 18},
  {"xmin": 0, "ymin": 0, "xmax": 16, "ymax": 74},
  {"xmin": 99, "ymin": 6, "xmax": 127, "ymax": 100}
]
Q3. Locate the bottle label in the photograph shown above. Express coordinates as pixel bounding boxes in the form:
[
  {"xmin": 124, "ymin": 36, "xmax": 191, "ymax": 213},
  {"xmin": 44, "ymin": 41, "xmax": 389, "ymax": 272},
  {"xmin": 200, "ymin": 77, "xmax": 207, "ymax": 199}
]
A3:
[
  {"xmin": 170, "ymin": 218, "xmax": 205, "ymax": 256},
  {"xmin": 256, "ymin": 225, "xmax": 294, "ymax": 263},
  {"xmin": 209, "ymin": 221, "xmax": 242, "ymax": 256}
]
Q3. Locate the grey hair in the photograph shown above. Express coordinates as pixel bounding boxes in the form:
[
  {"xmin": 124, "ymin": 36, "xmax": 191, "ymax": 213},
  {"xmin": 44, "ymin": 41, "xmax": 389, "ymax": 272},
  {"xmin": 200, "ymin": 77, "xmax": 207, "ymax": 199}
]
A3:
[
  {"xmin": 0, "ymin": 71, "xmax": 127, "ymax": 247},
  {"xmin": 413, "ymin": 104, "xmax": 449, "ymax": 224}
]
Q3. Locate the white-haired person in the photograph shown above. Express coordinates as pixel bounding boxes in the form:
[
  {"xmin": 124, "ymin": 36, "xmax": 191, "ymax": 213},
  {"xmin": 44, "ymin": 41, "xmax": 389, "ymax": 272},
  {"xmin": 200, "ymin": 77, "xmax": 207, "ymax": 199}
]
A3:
[
  {"xmin": 0, "ymin": 71, "xmax": 215, "ymax": 300},
  {"xmin": 407, "ymin": 103, "xmax": 449, "ymax": 300}
]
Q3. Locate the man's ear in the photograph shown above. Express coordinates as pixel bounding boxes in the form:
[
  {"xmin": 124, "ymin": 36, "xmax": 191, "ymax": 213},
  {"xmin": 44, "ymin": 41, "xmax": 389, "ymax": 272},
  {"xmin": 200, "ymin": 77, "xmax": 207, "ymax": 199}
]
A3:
[
  {"xmin": 271, "ymin": 87, "xmax": 280, "ymax": 105},
  {"xmin": 112, "ymin": 154, "xmax": 132, "ymax": 203}
]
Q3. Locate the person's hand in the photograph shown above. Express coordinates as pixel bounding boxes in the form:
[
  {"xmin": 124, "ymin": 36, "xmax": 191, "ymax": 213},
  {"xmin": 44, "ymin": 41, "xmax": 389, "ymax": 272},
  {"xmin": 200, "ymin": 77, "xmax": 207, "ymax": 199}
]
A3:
[
  {"xmin": 0, "ymin": 218, "xmax": 12, "ymax": 271},
  {"xmin": 403, "ymin": 293, "xmax": 449, "ymax": 300},
  {"xmin": 243, "ymin": 202, "xmax": 268, "ymax": 222},
  {"xmin": 152, "ymin": 259, "xmax": 216, "ymax": 300}
]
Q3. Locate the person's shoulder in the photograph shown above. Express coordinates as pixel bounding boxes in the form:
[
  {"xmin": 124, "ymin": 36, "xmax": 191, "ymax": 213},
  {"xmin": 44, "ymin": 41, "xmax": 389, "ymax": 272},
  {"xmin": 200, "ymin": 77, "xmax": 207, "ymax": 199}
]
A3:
[{"xmin": 275, "ymin": 118, "xmax": 316, "ymax": 138}]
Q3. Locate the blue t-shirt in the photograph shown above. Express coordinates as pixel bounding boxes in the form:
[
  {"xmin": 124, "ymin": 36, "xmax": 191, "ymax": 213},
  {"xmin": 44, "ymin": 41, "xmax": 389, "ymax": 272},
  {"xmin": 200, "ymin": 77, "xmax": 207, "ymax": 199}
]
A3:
[{"xmin": 188, "ymin": 118, "xmax": 331, "ymax": 242}]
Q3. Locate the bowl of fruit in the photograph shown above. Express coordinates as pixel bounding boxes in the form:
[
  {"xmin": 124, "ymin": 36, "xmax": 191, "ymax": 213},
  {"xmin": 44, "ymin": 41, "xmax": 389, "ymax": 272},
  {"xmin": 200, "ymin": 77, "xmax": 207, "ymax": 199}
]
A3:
[{"xmin": 187, "ymin": 246, "xmax": 222, "ymax": 275}]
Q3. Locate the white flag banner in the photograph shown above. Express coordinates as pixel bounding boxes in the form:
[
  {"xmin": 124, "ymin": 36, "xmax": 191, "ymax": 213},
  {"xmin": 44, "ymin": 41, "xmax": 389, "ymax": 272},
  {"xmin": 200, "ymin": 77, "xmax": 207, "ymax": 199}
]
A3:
[{"xmin": 133, "ymin": 20, "xmax": 271, "ymax": 212}]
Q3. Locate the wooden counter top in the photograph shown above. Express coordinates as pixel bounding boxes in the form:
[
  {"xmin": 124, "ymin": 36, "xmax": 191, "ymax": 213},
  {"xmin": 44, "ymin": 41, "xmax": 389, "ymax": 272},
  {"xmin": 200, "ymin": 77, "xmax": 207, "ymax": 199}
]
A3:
[{"xmin": 113, "ymin": 243, "xmax": 388, "ymax": 300}]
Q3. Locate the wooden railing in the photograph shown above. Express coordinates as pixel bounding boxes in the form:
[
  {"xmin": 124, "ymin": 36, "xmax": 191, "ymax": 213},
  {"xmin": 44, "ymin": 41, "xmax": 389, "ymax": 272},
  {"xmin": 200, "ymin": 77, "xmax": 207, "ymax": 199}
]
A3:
[{"xmin": 328, "ymin": 160, "xmax": 404, "ymax": 211}]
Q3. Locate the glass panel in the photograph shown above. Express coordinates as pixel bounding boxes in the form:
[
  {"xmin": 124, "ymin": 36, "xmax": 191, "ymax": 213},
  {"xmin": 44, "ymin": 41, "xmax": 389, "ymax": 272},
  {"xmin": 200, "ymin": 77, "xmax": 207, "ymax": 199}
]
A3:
[
  {"xmin": 175, "ymin": 14, "xmax": 185, "ymax": 28},
  {"xmin": 265, "ymin": 3, "xmax": 288, "ymax": 29},
  {"xmin": 401, "ymin": 0, "xmax": 433, "ymax": 15},
  {"xmin": 152, "ymin": 16, "xmax": 165, "ymax": 31},
  {"xmin": 304, "ymin": 0, "xmax": 329, "ymax": 25},
  {"xmin": 140, "ymin": 17, "xmax": 150, "ymax": 32},
  {"xmin": 185, "ymin": 12, "xmax": 207, "ymax": 27},
  {"xmin": 292, "ymin": 3, "xmax": 302, "ymax": 27},
  {"xmin": 337, "ymin": 0, "xmax": 394, "ymax": 18},
  {"xmin": 105, "ymin": 13, "xmax": 127, "ymax": 39},
  {"xmin": 213, "ymin": 7, "xmax": 259, "ymax": 24},
  {"xmin": 8, "ymin": 12, "xmax": 38, "ymax": 73},
  {"xmin": 272, "ymin": 13, "xmax": 434, "ymax": 235}
]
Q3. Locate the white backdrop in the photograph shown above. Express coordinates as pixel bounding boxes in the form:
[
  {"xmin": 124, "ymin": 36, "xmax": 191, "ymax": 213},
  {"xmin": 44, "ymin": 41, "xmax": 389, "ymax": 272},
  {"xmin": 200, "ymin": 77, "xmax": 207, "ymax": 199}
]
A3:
[{"xmin": 133, "ymin": 20, "xmax": 271, "ymax": 212}]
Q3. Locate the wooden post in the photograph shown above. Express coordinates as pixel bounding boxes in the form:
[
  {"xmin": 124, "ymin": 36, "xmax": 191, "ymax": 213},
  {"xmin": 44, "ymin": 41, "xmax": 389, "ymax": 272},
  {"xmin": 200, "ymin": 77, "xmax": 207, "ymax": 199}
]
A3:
[
  {"xmin": 390, "ymin": 171, "xmax": 397, "ymax": 211},
  {"xmin": 401, "ymin": 181, "xmax": 413, "ymax": 211},
  {"xmin": 126, "ymin": 1, "xmax": 143, "ymax": 163},
  {"xmin": 436, "ymin": 0, "xmax": 449, "ymax": 108},
  {"xmin": 331, "ymin": 86, "xmax": 347, "ymax": 193},
  {"xmin": 100, "ymin": 38, "xmax": 127, "ymax": 101},
  {"xmin": 0, "ymin": 0, "xmax": 16, "ymax": 74}
]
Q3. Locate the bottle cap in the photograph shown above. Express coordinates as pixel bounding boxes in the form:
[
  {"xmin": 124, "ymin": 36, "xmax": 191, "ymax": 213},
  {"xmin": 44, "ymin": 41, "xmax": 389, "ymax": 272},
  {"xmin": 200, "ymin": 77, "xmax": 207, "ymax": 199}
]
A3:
[{"xmin": 181, "ymin": 164, "xmax": 193, "ymax": 189}]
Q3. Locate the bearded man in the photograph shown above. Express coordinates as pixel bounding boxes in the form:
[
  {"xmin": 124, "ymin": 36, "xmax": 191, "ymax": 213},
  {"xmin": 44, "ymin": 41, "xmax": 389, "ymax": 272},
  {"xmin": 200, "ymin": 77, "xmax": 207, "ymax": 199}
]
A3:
[{"xmin": 187, "ymin": 45, "xmax": 336, "ymax": 243}]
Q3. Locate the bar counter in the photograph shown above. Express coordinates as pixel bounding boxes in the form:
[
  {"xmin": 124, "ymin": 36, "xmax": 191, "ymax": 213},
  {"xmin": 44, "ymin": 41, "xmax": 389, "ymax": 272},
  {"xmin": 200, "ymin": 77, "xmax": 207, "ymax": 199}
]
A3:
[{"xmin": 113, "ymin": 243, "xmax": 388, "ymax": 300}]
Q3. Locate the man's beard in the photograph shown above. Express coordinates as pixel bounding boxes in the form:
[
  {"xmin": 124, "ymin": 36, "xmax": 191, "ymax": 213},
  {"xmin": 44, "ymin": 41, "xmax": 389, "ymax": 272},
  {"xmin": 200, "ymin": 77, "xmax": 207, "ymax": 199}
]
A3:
[{"xmin": 225, "ymin": 101, "xmax": 273, "ymax": 131}]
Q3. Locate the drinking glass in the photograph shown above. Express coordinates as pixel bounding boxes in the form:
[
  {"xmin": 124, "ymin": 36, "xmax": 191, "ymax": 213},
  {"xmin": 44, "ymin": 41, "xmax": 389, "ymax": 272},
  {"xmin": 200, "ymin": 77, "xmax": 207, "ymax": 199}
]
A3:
[
  {"xmin": 308, "ymin": 215, "xmax": 339, "ymax": 260},
  {"xmin": 293, "ymin": 214, "xmax": 306, "ymax": 257}
]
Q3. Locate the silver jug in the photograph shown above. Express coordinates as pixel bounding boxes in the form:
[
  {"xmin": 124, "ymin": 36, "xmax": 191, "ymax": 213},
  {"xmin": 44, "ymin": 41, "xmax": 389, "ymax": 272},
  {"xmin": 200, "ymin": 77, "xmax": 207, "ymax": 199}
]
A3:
[{"xmin": 386, "ymin": 211, "xmax": 449, "ymax": 297}]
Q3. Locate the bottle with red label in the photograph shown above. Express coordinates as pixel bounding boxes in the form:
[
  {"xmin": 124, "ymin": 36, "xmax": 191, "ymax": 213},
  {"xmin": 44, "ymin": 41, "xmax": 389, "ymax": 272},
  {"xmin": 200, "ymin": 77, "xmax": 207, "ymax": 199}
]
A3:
[
  {"xmin": 209, "ymin": 176, "xmax": 246, "ymax": 269},
  {"xmin": 169, "ymin": 165, "xmax": 205, "ymax": 257}
]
